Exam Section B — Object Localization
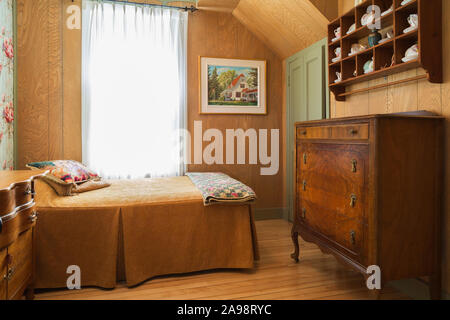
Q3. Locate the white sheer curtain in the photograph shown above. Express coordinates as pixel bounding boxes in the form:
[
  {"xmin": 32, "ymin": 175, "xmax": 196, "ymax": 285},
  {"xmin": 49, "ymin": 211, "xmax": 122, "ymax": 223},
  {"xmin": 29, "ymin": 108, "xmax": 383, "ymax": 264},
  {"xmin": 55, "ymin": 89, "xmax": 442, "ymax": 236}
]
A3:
[{"xmin": 82, "ymin": 0, "xmax": 188, "ymax": 179}]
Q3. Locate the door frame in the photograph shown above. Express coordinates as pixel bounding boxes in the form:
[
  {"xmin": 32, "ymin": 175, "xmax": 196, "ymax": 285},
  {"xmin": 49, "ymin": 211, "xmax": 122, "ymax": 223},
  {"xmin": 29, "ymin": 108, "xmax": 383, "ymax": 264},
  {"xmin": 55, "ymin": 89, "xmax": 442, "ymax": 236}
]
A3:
[{"xmin": 285, "ymin": 38, "xmax": 329, "ymax": 222}]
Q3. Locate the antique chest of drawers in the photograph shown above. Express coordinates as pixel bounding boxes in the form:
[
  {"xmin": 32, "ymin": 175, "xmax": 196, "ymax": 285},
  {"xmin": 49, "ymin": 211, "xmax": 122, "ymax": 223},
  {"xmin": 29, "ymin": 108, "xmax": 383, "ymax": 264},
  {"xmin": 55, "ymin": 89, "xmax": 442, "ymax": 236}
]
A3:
[
  {"xmin": 0, "ymin": 170, "xmax": 46, "ymax": 300},
  {"xmin": 291, "ymin": 114, "xmax": 444, "ymax": 299}
]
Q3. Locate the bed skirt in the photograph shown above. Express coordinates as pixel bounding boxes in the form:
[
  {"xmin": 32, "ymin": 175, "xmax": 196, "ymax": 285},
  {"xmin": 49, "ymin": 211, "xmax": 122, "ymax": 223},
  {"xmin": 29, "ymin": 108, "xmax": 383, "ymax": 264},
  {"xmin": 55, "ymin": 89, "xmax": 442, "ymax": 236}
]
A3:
[{"xmin": 34, "ymin": 178, "xmax": 259, "ymax": 289}]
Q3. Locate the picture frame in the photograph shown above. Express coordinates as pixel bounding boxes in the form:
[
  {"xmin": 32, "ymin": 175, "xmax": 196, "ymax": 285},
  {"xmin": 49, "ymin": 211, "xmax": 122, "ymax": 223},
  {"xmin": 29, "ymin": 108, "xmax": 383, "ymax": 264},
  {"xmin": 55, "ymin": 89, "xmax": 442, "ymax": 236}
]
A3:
[{"xmin": 199, "ymin": 56, "xmax": 267, "ymax": 115}]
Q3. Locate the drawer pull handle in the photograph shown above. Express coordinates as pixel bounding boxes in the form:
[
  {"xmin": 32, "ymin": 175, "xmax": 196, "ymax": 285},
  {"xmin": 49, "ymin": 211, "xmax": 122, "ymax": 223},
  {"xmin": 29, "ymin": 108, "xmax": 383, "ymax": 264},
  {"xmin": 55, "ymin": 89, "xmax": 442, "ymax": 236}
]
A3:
[
  {"xmin": 351, "ymin": 159, "xmax": 357, "ymax": 173},
  {"xmin": 350, "ymin": 231, "xmax": 356, "ymax": 245},
  {"xmin": 300, "ymin": 130, "xmax": 307, "ymax": 136},
  {"xmin": 350, "ymin": 194, "xmax": 357, "ymax": 208},
  {"xmin": 302, "ymin": 208, "xmax": 306, "ymax": 219},
  {"xmin": 29, "ymin": 211, "xmax": 38, "ymax": 222},
  {"xmin": 302, "ymin": 180, "xmax": 307, "ymax": 191},
  {"xmin": 349, "ymin": 128, "xmax": 358, "ymax": 135},
  {"xmin": 303, "ymin": 153, "xmax": 307, "ymax": 165},
  {"xmin": 5, "ymin": 267, "xmax": 15, "ymax": 281},
  {"xmin": 24, "ymin": 186, "xmax": 35, "ymax": 196}
]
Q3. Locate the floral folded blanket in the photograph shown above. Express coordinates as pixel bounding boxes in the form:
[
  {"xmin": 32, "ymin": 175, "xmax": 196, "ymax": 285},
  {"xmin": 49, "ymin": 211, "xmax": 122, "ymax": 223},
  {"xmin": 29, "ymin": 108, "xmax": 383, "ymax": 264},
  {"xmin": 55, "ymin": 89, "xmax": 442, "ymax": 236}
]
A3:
[{"xmin": 186, "ymin": 172, "xmax": 257, "ymax": 206}]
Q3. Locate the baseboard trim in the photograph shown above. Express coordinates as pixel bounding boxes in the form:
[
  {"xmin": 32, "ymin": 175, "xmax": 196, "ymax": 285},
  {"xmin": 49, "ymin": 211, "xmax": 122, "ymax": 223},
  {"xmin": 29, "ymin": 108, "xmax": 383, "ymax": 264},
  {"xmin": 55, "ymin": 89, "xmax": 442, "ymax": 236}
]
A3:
[
  {"xmin": 389, "ymin": 279, "xmax": 450, "ymax": 300},
  {"xmin": 253, "ymin": 208, "xmax": 287, "ymax": 221}
]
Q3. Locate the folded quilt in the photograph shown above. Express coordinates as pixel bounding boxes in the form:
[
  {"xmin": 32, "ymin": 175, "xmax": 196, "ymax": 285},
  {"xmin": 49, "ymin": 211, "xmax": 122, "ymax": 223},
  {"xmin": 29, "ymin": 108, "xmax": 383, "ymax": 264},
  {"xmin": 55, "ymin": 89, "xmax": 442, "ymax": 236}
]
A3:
[{"xmin": 186, "ymin": 172, "xmax": 257, "ymax": 206}]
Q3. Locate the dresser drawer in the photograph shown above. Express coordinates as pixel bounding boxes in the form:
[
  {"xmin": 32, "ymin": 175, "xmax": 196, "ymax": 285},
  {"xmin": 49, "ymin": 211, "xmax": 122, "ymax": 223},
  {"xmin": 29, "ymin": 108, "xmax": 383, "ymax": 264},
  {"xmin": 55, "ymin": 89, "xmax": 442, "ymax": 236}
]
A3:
[
  {"xmin": 330, "ymin": 123, "xmax": 369, "ymax": 140},
  {"xmin": 334, "ymin": 217, "xmax": 363, "ymax": 258},
  {"xmin": 0, "ymin": 206, "xmax": 37, "ymax": 250},
  {"xmin": 6, "ymin": 229, "xmax": 33, "ymax": 300},
  {"xmin": 298, "ymin": 201, "xmax": 364, "ymax": 262},
  {"xmin": 300, "ymin": 199, "xmax": 335, "ymax": 240},
  {"xmin": 0, "ymin": 249, "xmax": 6, "ymax": 300},
  {"xmin": 298, "ymin": 148, "xmax": 367, "ymax": 191},
  {"xmin": 297, "ymin": 126, "xmax": 330, "ymax": 140},
  {"xmin": 0, "ymin": 181, "xmax": 33, "ymax": 217},
  {"xmin": 300, "ymin": 184, "xmax": 365, "ymax": 220}
]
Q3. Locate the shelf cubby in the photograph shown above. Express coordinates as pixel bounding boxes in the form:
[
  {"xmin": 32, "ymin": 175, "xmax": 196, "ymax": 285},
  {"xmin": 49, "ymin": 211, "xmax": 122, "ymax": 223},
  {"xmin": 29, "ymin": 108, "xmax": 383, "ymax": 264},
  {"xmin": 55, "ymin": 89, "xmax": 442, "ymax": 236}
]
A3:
[
  {"xmin": 328, "ymin": 0, "xmax": 442, "ymax": 101},
  {"xmin": 395, "ymin": 33, "xmax": 418, "ymax": 64},
  {"xmin": 375, "ymin": 41, "xmax": 394, "ymax": 71},
  {"xmin": 329, "ymin": 64, "xmax": 342, "ymax": 85},
  {"xmin": 342, "ymin": 56, "xmax": 357, "ymax": 80},
  {"xmin": 356, "ymin": 50, "xmax": 374, "ymax": 77}
]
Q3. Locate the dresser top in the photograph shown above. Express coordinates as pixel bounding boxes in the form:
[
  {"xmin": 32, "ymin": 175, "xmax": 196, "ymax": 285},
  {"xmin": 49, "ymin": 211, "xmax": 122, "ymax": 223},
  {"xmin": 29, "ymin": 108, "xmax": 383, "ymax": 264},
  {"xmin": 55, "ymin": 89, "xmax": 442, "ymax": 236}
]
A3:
[
  {"xmin": 0, "ymin": 170, "xmax": 47, "ymax": 190},
  {"xmin": 295, "ymin": 112, "xmax": 444, "ymax": 126}
]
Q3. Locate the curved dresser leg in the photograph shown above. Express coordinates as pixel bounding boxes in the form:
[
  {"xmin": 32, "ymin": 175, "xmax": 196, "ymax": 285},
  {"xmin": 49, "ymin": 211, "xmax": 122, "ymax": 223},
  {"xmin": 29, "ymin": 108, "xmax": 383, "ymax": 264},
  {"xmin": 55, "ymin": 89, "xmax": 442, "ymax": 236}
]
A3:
[{"xmin": 291, "ymin": 227, "xmax": 300, "ymax": 263}]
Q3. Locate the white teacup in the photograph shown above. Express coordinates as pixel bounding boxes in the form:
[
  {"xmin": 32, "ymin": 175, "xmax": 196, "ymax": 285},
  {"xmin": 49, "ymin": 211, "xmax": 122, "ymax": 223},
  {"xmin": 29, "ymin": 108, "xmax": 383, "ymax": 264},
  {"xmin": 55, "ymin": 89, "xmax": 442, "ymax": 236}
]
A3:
[
  {"xmin": 408, "ymin": 14, "xmax": 419, "ymax": 28},
  {"xmin": 334, "ymin": 27, "xmax": 341, "ymax": 39},
  {"xmin": 334, "ymin": 47, "xmax": 341, "ymax": 58}
]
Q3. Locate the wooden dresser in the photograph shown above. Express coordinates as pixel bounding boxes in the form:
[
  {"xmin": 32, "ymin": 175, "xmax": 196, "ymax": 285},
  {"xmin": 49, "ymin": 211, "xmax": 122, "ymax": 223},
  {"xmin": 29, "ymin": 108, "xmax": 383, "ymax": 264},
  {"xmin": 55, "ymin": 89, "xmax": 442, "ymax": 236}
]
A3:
[
  {"xmin": 0, "ymin": 170, "xmax": 46, "ymax": 300},
  {"xmin": 291, "ymin": 114, "xmax": 444, "ymax": 299}
]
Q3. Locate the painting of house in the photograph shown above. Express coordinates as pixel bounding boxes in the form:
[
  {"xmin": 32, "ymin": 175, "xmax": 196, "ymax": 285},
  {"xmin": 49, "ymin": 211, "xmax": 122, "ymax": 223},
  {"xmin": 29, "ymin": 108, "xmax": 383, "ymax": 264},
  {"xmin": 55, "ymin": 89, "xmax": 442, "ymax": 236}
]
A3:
[
  {"xmin": 200, "ymin": 57, "xmax": 266, "ymax": 114},
  {"xmin": 222, "ymin": 73, "xmax": 257, "ymax": 102},
  {"xmin": 207, "ymin": 65, "xmax": 259, "ymax": 106}
]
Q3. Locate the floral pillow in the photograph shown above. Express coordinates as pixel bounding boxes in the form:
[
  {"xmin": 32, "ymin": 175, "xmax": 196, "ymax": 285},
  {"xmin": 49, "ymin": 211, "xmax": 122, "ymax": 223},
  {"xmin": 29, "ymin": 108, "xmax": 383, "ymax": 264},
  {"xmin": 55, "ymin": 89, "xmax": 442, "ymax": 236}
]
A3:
[{"xmin": 26, "ymin": 160, "xmax": 98, "ymax": 184}]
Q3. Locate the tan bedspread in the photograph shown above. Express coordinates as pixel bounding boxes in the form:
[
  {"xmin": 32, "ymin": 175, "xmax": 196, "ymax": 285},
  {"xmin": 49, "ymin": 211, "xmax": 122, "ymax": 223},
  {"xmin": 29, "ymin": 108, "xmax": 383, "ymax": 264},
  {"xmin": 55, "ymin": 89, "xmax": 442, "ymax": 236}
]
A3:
[{"xmin": 35, "ymin": 177, "xmax": 259, "ymax": 289}]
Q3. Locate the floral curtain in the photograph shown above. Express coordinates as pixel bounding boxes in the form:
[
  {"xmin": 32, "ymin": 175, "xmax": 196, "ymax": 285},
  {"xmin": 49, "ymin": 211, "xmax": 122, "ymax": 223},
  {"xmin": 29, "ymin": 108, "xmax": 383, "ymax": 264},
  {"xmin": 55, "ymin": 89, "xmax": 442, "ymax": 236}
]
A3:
[{"xmin": 0, "ymin": 0, "xmax": 14, "ymax": 171}]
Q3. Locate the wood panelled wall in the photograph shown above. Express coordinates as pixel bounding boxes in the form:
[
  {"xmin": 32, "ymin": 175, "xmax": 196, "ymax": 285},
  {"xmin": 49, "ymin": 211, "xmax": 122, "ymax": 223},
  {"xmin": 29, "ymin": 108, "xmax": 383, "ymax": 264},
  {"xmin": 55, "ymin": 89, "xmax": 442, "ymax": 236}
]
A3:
[
  {"xmin": 16, "ymin": 0, "xmax": 285, "ymax": 212},
  {"xmin": 187, "ymin": 11, "xmax": 284, "ymax": 211},
  {"xmin": 334, "ymin": 0, "xmax": 450, "ymax": 295},
  {"xmin": 17, "ymin": 0, "xmax": 81, "ymax": 168}
]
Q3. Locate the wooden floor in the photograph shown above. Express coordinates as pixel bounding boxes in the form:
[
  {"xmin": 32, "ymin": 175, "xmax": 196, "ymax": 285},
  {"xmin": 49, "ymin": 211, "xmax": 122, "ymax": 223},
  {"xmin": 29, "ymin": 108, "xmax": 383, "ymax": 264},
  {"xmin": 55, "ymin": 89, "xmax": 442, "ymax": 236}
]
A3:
[{"xmin": 35, "ymin": 219, "xmax": 410, "ymax": 300}]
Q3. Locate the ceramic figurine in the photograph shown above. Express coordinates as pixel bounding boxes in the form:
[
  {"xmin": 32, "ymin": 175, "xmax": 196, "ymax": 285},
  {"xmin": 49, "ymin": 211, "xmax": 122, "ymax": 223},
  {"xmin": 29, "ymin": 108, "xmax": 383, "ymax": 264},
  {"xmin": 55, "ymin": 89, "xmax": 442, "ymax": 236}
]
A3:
[
  {"xmin": 361, "ymin": 10, "xmax": 376, "ymax": 27},
  {"xmin": 401, "ymin": 0, "xmax": 413, "ymax": 6},
  {"xmin": 381, "ymin": 4, "xmax": 393, "ymax": 17},
  {"xmin": 363, "ymin": 58, "xmax": 374, "ymax": 74},
  {"xmin": 402, "ymin": 44, "xmax": 418, "ymax": 63},
  {"xmin": 332, "ymin": 27, "xmax": 341, "ymax": 42},
  {"xmin": 346, "ymin": 23, "xmax": 356, "ymax": 35},
  {"xmin": 403, "ymin": 14, "xmax": 418, "ymax": 33},
  {"xmin": 368, "ymin": 29, "xmax": 382, "ymax": 47},
  {"xmin": 334, "ymin": 47, "xmax": 341, "ymax": 58},
  {"xmin": 379, "ymin": 29, "xmax": 394, "ymax": 44},
  {"xmin": 350, "ymin": 43, "xmax": 366, "ymax": 55}
]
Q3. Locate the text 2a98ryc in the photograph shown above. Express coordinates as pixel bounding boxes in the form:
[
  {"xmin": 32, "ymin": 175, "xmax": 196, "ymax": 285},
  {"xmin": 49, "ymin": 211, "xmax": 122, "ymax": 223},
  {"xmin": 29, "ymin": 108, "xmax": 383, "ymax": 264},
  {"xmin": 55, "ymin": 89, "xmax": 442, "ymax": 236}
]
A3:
[{"xmin": 221, "ymin": 304, "xmax": 272, "ymax": 316}]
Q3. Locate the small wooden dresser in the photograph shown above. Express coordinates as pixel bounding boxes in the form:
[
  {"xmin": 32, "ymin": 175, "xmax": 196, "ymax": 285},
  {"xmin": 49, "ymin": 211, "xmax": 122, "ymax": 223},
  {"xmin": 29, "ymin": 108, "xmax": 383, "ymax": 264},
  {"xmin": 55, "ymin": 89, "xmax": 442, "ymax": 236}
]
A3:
[
  {"xmin": 0, "ymin": 170, "xmax": 46, "ymax": 300},
  {"xmin": 291, "ymin": 114, "xmax": 444, "ymax": 299}
]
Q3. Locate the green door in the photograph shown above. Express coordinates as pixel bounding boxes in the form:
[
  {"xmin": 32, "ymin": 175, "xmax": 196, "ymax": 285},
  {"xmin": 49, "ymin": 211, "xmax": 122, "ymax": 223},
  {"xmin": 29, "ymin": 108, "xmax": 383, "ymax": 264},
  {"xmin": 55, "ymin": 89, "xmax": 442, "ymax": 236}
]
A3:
[{"xmin": 286, "ymin": 38, "xmax": 329, "ymax": 222}]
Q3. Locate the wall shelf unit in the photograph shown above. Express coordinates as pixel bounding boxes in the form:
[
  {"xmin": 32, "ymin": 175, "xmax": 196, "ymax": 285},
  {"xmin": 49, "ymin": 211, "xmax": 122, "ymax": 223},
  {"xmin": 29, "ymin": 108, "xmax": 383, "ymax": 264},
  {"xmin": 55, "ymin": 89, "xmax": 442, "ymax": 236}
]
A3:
[{"xmin": 328, "ymin": 0, "xmax": 442, "ymax": 101}]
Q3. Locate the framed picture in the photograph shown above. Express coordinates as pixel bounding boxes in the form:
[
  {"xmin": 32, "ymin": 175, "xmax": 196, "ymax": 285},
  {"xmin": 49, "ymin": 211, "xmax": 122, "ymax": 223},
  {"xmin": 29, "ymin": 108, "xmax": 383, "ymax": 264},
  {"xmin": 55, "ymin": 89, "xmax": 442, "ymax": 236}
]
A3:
[{"xmin": 199, "ymin": 57, "xmax": 267, "ymax": 115}]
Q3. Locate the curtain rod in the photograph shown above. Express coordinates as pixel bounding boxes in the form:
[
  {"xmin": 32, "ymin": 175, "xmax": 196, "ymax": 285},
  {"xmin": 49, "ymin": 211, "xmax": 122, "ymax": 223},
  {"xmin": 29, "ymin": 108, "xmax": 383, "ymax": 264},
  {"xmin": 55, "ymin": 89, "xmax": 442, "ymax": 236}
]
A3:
[{"xmin": 73, "ymin": 0, "xmax": 199, "ymax": 12}]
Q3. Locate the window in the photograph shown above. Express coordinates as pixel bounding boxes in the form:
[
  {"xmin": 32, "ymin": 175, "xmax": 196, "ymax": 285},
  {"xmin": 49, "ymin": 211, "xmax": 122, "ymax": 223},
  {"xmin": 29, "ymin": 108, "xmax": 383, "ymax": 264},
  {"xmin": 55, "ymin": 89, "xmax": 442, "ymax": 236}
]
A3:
[
  {"xmin": 236, "ymin": 92, "xmax": 241, "ymax": 98},
  {"xmin": 82, "ymin": 1, "xmax": 188, "ymax": 179}
]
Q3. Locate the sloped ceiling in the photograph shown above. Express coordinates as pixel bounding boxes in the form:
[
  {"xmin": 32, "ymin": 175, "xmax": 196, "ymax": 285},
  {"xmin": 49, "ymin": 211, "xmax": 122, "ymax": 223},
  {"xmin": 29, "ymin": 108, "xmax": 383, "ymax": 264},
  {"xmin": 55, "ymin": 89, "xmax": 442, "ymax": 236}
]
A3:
[
  {"xmin": 232, "ymin": 0, "xmax": 332, "ymax": 59},
  {"xmin": 195, "ymin": 0, "xmax": 337, "ymax": 59}
]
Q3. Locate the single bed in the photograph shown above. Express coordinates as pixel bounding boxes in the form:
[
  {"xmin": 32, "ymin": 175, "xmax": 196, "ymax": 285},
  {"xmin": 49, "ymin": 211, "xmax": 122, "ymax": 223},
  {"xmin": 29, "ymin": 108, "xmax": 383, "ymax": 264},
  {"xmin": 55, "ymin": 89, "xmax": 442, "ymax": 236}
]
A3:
[{"xmin": 34, "ymin": 176, "xmax": 259, "ymax": 289}]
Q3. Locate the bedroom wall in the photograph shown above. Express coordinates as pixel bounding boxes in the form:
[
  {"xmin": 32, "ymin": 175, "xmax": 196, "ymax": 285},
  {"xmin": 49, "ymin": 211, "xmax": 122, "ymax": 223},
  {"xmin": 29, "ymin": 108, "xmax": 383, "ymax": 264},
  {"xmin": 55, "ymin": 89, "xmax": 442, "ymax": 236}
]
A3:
[
  {"xmin": 336, "ymin": 0, "xmax": 450, "ymax": 295},
  {"xmin": 16, "ymin": 0, "xmax": 286, "ymax": 215},
  {"xmin": 0, "ymin": 0, "xmax": 15, "ymax": 171},
  {"xmin": 187, "ymin": 10, "xmax": 285, "ymax": 213}
]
